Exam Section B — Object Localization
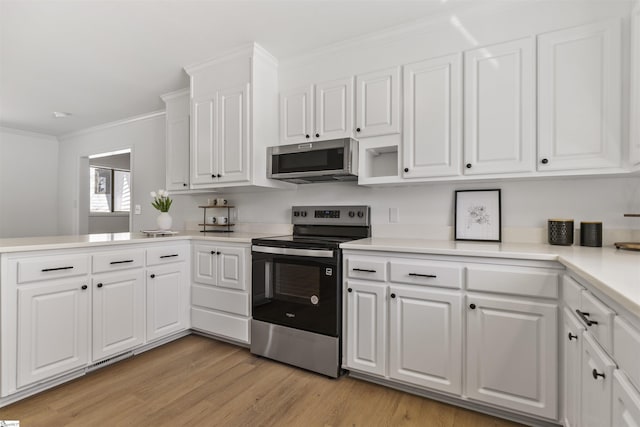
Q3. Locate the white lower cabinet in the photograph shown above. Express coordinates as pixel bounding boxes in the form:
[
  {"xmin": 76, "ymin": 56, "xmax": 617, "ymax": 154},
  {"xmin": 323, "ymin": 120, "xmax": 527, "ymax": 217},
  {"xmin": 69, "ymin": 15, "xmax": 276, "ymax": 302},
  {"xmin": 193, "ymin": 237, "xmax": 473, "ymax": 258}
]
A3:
[
  {"xmin": 92, "ymin": 270, "xmax": 145, "ymax": 361},
  {"xmin": 581, "ymin": 331, "xmax": 616, "ymax": 427},
  {"xmin": 17, "ymin": 278, "xmax": 90, "ymax": 388},
  {"xmin": 563, "ymin": 307, "xmax": 586, "ymax": 427},
  {"xmin": 613, "ymin": 370, "xmax": 640, "ymax": 427},
  {"xmin": 465, "ymin": 293, "xmax": 558, "ymax": 419},
  {"xmin": 146, "ymin": 263, "xmax": 189, "ymax": 342},
  {"xmin": 389, "ymin": 285, "xmax": 462, "ymax": 394}
]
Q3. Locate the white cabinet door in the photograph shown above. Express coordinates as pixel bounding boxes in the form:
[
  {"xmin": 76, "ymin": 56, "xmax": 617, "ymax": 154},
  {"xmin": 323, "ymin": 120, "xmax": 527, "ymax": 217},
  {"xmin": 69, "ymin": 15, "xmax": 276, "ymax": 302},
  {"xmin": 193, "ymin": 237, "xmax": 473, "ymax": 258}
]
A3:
[
  {"xmin": 17, "ymin": 278, "xmax": 90, "ymax": 388},
  {"xmin": 613, "ymin": 370, "xmax": 640, "ymax": 427},
  {"xmin": 191, "ymin": 96, "xmax": 217, "ymax": 185},
  {"xmin": 217, "ymin": 245, "xmax": 247, "ymax": 291},
  {"xmin": 218, "ymin": 84, "xmax": 249, "ymax": 183},
  {"xmin": 164, "ymin": 90, "xmax": 190, "ymax": 191},
  {"xmin": 92, "ymin": 271, "xmax": 145, "ymax": 361},
  {"xmin": 630, "ymin": 5, "xmax": 640, "ymax": 167},
  {"xmin": 146, "ymin": 263, "xmax": 188, "ymax": 341},
  {"xmin": 538, "ymin": 20, "xmax": 621, "ymax": 171},
  {"xmin": 280, "ymin": 85, "xmax": 314, "ymax": 144},
  {"xmin": 315, "ymin": 77, "xmax": 353, "ymax": 140},
  {"xmin": 581, "ymin": 332, "xmax": 616, "ymax": 427},
  {"xmin": 345, "ymin": 280, "xmax": 387, "ymax": 376},
  {"xmin": 389, "ymin": 285, "xmax": 462, "ymax": 394},
  {"xmin": 355, "ymin": 67, "xmax": 401, "ymax": 138},
  {"xmin": 563, "ymin": 307, "xmax": 586, "ymax": 427},
  {"xmin": 193, "ymin": 244, "xmax": 217, "ymax": 286},
  {"xmin": 403, "ymin": 54, "xmax": 461, "ymax": 178},
  {"xmin": 466, "ymin": 293, "xmax": 557, "ymax": 419},
  {"xmin": 464, "ymin": 38, "xmax": 535, "ymax": 175}
]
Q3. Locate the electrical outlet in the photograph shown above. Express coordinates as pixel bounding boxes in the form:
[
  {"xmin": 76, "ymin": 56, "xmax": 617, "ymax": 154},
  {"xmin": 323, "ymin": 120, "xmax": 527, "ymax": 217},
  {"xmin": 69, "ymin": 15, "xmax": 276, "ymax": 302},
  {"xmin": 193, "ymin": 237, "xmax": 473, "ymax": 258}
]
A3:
[
  {"xmin": 389, "ymin": 207, "xmax": 399, "ymax": 223},
  {"xmin": 134, "ymin": 205, "xmax": 141, "ymax": 215}
]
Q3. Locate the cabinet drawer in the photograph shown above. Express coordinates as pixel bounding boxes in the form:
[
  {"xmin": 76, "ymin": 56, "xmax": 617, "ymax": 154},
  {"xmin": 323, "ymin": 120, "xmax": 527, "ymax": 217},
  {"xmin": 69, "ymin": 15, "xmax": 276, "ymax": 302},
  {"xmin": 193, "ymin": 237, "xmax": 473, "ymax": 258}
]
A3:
[
  {"xmin": 191, "ymin": 284, "xmax": 249, "ymax": 316},
  {"xmin": 467, "ymin": 266, "xmax": 558, "ymax": 298},
  {"xmin": 389, "ymin": 260, "xmax": 463, "ymax": 289},
  {"xmin": 614, "ymin": 317, "xmax": 640, "ymax": 391},
  {"xmin": 92, "ymin": 249, "xmax": 145, "ymax": 273},
  {"xmin": 346, "ymin": 258, "xmax": 387, "ymax": 282},
  {"xmin": 146, "ymin": 245, "xmax": 188, "ymax": 266},
  {"xmin": 563, "ymin": 275, "xmax": 584, "ymax": 312},
  {"xmin": 191, "ymin": 307, "xmax": 249, "ymax": 344},
  {"xmin": 580, "ymin": 291, "xmax": 615, "ymax": 355},
  {"xmin": 16, "ymin": 254, "xmax": 89, "ymax": 284},
  {"xmin": 613, "ymin": 370, "xmax": 640, "ymax": 427}
]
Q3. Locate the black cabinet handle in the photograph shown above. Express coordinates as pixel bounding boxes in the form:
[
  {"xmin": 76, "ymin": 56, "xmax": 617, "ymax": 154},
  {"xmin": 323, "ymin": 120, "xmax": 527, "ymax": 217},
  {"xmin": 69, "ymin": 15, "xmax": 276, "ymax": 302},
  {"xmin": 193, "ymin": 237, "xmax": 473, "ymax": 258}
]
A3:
[
  {"xmin": 183, "ymin": 183, "xmax": 187, "ymax": 187},
  {"xmin": 216, "ymin": 251, "xmax": 221, "ymax": 255},
  {"xmin": 592, "ymin": 369, "xmax": 605, "ymax": 380},
  {"xmin": 81, "ymin": 285, "xmax": 88, "ymax": 290},
  {"xmin": 159, "ymin": 254, "xmax": 179, "ymax": 259},
  {"xmin": 217, "ymin": 174, "xmax": 222, "ymax": 178},
  {"xmin": 408, "ymin": 273, "xmax": 437, "ymax": 278},
  {"xmin": 469, "ymin": 303, "xmax": 476, "ymax": 309},
  {"xmin": 576, "ymin": 309, "xmax": 599, "ymax": 326},
  {"xmin": 347, "ymin": 288, "xmax": 352, "ymax": 293},
  {"xmin": 404, "ymin": 168, "xmax": 409, "ymax": 173},
  {"xmin": 110, "ymin": 260, "xmax": 134, "ymax": 265},
  {"xmin": 390, "ymin": 293, "xmax": 396, "ymax": 299},
  {"xmin": 211, "ymin": 174, "xmax": 216, "ymax": 178},
  {"xmin": 568, "ymin": 333, "xmax": 578, "ymax": 341},
  {"xmin": 41, "ymin": 266, "xmax": 74, "ymax": 272},
  {"xmin": 353, "ymin": 268, "xmax": 376, "ymax": 273},
  {"xmin": 210, "ymin": 250, "xmax": 215, "ymax": 255},
  {"xmin": 356, "ymin": 127, "xmax": 361, "ymax": 132},
  {"xmin": 466, "ymin": 163, "xmax": 472, "ymax": 169},
  {"xmin": 541, "ymin": 158, "xmax": 549, "ymax": 164},
  {"xmin": 97, "ymin": 283, "xmax": 103, "ymax": 288},
  {"xmin": 150, "ymin": 274, "xmax": 155, "ymax": 279},
  {"xmin": 315, "ymin": 133, "xmax": 320, "ymax": 138},
  {"xmin": 305, "ymin": 134, "xmax": 310, "ymax": 139}
]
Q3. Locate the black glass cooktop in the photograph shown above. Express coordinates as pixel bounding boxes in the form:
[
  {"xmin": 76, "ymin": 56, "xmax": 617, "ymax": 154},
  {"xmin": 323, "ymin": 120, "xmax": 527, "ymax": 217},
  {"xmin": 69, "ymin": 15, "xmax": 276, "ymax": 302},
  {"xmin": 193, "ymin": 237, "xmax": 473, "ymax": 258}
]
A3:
[{"xmin": 252, "ymin": 234, "xmax": 359, "ymax": 250}]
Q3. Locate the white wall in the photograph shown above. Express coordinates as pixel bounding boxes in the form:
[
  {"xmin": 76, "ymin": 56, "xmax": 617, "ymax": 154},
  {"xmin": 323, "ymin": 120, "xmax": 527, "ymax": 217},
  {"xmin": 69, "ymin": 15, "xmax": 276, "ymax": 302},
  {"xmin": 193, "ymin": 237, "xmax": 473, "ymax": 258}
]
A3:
[
  {"xmin": 0, "ymin": 128, "xmax": 59, "ymax": 237},
  {"xmin": 57, "ymin": 113, "xmax": 165, "ymax": 235}
]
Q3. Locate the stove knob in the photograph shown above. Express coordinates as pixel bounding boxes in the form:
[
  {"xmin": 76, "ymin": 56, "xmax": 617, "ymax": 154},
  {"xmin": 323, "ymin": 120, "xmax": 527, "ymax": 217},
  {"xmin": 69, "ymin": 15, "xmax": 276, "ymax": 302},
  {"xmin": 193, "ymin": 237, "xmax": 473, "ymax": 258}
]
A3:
[
  {"xmin": 301, "ymin": 211, "xmax": 307, "ymax": 217},
  {"xmin": 348, "ymin": 211, "xmax": 355, "ymax": 218},
  {"xmin": 293, "ymin": 211, "xmax": 299, "ymax": 217},
  {"xmin": 357, "ymin": 211, "xmax": 364, "ymax": 218}
]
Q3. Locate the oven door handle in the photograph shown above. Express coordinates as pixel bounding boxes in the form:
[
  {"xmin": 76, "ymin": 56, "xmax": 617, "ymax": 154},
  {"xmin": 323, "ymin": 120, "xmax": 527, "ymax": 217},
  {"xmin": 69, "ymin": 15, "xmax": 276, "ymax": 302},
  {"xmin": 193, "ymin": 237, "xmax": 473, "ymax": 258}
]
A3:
[{"xmin": 251, "ymin": 245, "xmax": 335, "ymax": 258}]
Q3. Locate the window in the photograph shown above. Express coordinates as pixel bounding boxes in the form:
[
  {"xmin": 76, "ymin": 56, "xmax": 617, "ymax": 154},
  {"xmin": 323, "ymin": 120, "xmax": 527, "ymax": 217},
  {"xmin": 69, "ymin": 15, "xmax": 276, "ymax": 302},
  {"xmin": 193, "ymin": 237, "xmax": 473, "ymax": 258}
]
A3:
[{"xmin": 90, "ymin": 167, "xmax": 130, "ymax": 213}]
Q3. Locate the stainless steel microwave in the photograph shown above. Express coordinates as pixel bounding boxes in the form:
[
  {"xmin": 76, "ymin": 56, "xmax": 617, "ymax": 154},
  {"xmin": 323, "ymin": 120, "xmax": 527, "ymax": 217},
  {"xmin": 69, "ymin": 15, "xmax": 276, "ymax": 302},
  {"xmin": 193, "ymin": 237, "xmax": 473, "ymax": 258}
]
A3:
[{"xmin": 267, "ymin": 138, "xmax": 358, "ymax": 184}]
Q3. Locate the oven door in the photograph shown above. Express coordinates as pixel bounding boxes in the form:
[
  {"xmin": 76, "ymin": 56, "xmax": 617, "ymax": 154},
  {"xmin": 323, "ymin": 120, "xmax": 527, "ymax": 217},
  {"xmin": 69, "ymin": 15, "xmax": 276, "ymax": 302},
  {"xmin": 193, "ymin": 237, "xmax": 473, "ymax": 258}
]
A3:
[{"xmin": 251, "ymin": 246, "xmax": 340, "ymax": 337}]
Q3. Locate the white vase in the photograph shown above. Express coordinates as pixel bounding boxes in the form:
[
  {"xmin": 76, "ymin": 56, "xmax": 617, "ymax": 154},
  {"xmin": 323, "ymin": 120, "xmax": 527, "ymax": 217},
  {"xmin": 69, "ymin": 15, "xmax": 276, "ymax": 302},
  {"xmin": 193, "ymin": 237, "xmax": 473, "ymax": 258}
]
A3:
[{"xmin": 157, "ymin": 212, "xmax": 172, "ymax": 230}]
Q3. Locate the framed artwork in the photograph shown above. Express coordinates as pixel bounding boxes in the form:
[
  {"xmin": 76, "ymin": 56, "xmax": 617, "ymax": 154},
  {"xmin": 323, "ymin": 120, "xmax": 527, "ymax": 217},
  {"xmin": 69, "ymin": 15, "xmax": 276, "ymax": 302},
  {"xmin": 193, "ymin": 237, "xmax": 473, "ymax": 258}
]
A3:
[
  {"xmin": 454, "ymin": 189, "xmax": 502, "ymax": 242},
  {"xmin": 94, "ymin": 168, "xmax": 112, "ymax": 194}
]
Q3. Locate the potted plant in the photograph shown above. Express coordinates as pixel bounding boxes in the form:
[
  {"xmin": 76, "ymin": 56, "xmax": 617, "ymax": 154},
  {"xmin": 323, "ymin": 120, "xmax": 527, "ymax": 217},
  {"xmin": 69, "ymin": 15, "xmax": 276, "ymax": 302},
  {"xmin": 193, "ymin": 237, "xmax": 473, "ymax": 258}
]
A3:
[{"xmin": 151, "ymin": 189, "xmax": 173, "ymax": 230}]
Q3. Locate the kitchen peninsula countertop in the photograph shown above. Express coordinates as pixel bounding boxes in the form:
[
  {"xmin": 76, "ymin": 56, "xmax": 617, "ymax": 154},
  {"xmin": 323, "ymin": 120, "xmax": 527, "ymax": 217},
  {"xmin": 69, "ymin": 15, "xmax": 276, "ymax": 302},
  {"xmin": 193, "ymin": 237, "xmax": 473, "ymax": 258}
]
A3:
[
  {"xmin": 0, "ymin": 230, "xmax": 282, "ymax": 253},
  {"xmin": 341, "ymin": 237, "xmax": 640, "ymax": 316}
]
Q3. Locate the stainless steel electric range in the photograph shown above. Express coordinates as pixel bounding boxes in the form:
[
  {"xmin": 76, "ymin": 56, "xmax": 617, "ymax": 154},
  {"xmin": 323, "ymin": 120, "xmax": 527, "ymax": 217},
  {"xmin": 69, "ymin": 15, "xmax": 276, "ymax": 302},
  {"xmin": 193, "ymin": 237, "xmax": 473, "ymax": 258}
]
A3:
[{"xmin": 250, "ymin": 205, "xmax": 371, "ymax": 378}]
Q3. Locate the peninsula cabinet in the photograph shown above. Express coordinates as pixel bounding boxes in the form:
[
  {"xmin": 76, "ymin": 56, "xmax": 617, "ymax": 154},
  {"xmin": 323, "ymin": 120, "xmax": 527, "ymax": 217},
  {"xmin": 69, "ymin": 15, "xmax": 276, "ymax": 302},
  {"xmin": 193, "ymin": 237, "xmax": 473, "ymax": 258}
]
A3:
[
  {"xmin": 537, "ymin": 19, "xmax": 622, "ymax": 172},
  {"xmin": 185, "ymin": 43, "xmax": 284, "ymax": 190},
  {"xmin": 162, "ymin": 88, "xmax": 191, "ymax": 191}
]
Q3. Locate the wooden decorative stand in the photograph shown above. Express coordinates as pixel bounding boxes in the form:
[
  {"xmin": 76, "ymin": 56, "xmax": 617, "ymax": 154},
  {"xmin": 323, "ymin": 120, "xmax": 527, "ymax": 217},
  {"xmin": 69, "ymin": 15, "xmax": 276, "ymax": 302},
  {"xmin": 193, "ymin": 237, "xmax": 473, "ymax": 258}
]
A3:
[{"xmin": 198, "ymin": 205, "xmax": 235, "ymax": 233}]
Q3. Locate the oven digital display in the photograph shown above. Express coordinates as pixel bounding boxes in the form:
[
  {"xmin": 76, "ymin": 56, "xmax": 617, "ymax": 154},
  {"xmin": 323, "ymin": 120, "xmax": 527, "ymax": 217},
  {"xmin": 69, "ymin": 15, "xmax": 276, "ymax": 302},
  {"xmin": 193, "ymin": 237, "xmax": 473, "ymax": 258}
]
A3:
[{"xmin": 315, "ymin": 210, "xmax": 340, "ymax": 218}]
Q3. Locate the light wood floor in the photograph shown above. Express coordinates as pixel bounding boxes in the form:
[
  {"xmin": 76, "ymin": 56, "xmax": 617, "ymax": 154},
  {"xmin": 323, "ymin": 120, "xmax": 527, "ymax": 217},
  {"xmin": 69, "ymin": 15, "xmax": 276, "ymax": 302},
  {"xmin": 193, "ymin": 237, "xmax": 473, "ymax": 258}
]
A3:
[{"xmin": 0, "ymin": 335, "xmax": 522, "ymax": 426}]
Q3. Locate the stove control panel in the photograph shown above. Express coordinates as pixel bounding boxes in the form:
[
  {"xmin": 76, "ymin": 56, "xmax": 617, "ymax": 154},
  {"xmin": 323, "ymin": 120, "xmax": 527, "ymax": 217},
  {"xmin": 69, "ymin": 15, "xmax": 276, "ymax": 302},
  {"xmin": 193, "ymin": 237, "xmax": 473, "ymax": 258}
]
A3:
[{"xmin": 291, "ymin": 205, "xmax": 370, "ymax": 226}]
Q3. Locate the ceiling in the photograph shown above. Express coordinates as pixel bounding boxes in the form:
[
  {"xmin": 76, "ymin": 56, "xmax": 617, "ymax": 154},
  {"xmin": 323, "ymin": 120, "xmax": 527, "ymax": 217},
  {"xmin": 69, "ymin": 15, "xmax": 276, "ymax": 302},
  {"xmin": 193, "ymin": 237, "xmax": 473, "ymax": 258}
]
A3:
[{"xmin": 0, "ymin": 0, "xmax": 491, "ymax": 137}]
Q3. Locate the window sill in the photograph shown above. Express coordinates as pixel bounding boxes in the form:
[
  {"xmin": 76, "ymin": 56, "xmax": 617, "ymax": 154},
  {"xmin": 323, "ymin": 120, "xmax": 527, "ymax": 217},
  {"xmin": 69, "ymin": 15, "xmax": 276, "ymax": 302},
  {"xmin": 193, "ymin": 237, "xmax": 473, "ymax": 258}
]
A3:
[{"xmin": 89, "ymin": 212, "xmax": 130, "ymax": 217}]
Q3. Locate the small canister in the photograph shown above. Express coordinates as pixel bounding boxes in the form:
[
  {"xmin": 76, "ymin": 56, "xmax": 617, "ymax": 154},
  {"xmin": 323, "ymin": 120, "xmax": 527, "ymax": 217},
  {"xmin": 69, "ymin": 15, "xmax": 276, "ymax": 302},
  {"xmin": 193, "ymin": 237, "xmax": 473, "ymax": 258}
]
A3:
[
  {"xmin": 580, "ymin": 222, "xmax": 603, "ymax": 247},
  {"xmin": 548, "ymin": 219, "xmax": 574, "ymax": 246}
]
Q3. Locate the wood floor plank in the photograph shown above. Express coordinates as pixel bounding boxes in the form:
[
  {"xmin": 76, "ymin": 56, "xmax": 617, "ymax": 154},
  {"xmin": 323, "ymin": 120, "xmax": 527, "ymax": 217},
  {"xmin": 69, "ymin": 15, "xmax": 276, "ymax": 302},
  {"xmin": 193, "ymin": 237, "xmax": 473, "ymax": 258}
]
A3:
[{"xmin": 0, "ymin": 335, "xmax": 524, "ymax": 427}]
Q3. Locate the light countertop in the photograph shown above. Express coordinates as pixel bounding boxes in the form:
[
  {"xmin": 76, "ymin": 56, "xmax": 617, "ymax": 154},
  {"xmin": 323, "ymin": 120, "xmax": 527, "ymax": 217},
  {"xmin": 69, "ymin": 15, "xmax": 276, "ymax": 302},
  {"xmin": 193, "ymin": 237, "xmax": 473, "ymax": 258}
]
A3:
[{"xmin": 341, "ymin": 237, "xmax": 640, "ymax": 316}]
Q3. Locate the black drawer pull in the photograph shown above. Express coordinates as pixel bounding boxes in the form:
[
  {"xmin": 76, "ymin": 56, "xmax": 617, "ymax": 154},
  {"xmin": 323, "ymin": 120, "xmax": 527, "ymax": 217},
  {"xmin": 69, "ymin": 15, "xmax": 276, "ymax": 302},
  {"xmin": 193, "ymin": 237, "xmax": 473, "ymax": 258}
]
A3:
[
  {"xmin": 110, "ymin": 260, "xmax": 134, "ymax": 265},
  {"xmin": 576, "ymin": 309, "xmax": 599, "ymax": 326},
  {"xmin": 159, "ymin": 254, "xmax": 179, "ymax": 259},
  {"xmin": 469, "ymin": 303, "xmax": 476, "ymax": 310},
  {"xmin": 347, "ymin": 288, "xmax": 353, "ymax": 293},
  {"xmin": 353, "ymin": 268, "xmax": 376, "ymax": 273},
  {"xmin": 81, "ymin": 285, "xmax": 88, "ymax": 290},
  {"xmin": 568, "ymin": 333, "xmax": 578, "ymax": 341},
  {"xmin": 390, "ymin": 293, "xmax": 396, "ymax": 299},
  {"xmin": 97, "ymin": 283, "xmax": 103, "ymax": 288},
  {"xmin": 150, "ymin": 274, "xmax": 156, "ymax": 279},
  {"xmin": 592, "ymin": 369, "xmax": 605, "ymax": 380},
  {"xmin": 41, "ymin": 266, "xmax": 74, "ymax": 272},
  {"xmin": 408, "ymin": 273, "xmax": 437, "ymax": 278}
]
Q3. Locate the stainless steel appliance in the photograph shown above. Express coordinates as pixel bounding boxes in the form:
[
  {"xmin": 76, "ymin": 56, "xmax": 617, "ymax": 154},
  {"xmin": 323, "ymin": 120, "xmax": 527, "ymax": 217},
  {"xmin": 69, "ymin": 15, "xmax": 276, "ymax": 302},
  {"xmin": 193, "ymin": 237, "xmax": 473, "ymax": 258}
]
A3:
[
  {"xmin": 251, "ymin": 205, "xmax": 371, "ymax": 377},
  {"xmin": 267, "ymin": 138, "xmax": 358, "ymax": 184}
]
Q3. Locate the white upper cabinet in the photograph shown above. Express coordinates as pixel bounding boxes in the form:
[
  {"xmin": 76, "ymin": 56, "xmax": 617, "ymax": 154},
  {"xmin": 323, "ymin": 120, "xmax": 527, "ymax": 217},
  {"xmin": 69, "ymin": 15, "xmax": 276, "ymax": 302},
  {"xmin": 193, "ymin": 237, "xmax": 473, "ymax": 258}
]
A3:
[
  {"xmin": 218, "ymin": 85, "xmax": 249, "ymax": 183},
  {"xmin": 162, "ymin": 89, "xmax": 190, "ymax": 191},
  {"xmin": 280, "ymin": 85, "xmax": 314, "ymax": 144},
  {"xmin": 463, "ymin": 38, "xmax": 536, "ymax": 175},
  {"xmin": 190, "ymin": 95, "xmax": 218, "ymax": 185},
  {"xmin": 631, "ymin": 4, "xmax": 640, "ymax": 167},
  {"xmin": 315, "ymin": 77, "xmax": 353, "ymax": 140},
  {"xmin": 538, "ymin": 20, "xmax": 622, "ymax": 171},
  {"xmin": 403, "ymin": 53, "xmax": 462, "ymax": 178},
  {"xmin": 355, "ymin": 67, "xmax": 401, "ymax": 138}
]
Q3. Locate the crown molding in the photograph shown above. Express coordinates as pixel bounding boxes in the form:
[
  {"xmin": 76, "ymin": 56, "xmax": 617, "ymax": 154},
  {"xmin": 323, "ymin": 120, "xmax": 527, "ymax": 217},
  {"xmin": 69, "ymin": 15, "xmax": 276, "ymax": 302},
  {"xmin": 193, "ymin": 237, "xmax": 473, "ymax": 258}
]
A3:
[
  {"xmin": 0, "ymin": 126, "xmax": 58, "ymax": 141},
  {"xmin": 184, "ymin": 42, "xmax": 277, "ymax": 75},
  {"xmin": 160, "ymin": 88, "xmax": 190, "ymax": 102},
  {"xmin": 59, "ymin": 110, "xmax": 165, "ymax": 141}
]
